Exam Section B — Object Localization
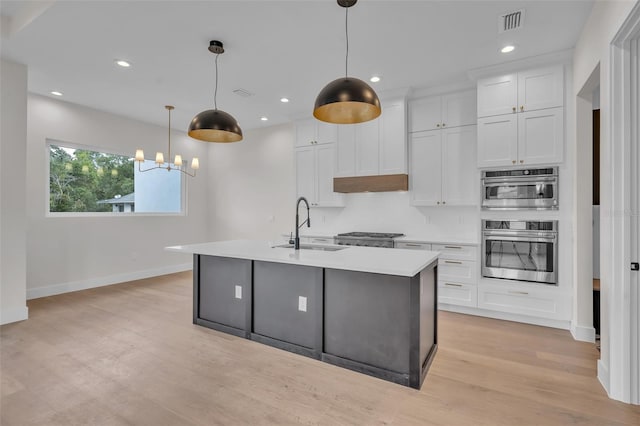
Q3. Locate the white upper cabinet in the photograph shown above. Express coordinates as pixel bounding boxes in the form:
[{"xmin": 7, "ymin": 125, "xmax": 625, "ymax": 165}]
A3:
[
  {"xmin": 410, "ymin": 90, "xmax": 476, "ymax": 132},
  {"xmin": 410, "ymin": 126, "xmax": 478, "ymax": 206},
  {"xmin": 477, "ymin": 65, "xmax": 563, "ymax": 118},
  {"xmin": 295, "ymin": 118, "xmax": 337, "ymax": 147},
  {"xmin": 476, "ymin": 65, "xmax": 565, "ymax": 167},
  {"xmin": 335, "ymin": 97, "xmax": 407, "ymax": 177},
  {"xmin": 477, "ymin": 74, "xmax": 517, "ymax": 117},
  {"xmin": 379, "ymin": 100, "xmax": 407, "ymax": 175},
  {"xmin": 295, "ymin": 143, "xmax": 344, "ymax": 207},
  {"xmin": 517, "ymin": 66, "xmax": 564, "ymax": 112}
]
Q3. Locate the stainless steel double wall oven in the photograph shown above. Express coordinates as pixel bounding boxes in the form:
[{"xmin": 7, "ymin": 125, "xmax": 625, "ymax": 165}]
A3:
[{"xmin": 481, "ymin": 167, "xmax": 559, "ymax": 285}]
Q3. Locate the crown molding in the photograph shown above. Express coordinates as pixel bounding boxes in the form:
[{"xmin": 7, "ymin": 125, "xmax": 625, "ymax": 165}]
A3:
[{"xmin": 467, "ymin": 48, "xmax": 574, "ymax": 81}]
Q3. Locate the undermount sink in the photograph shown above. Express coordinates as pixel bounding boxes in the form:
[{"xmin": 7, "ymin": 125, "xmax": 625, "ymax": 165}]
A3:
[{"xmin": 273, "ymin": 244, "xmax": 347, "ymax": 252}]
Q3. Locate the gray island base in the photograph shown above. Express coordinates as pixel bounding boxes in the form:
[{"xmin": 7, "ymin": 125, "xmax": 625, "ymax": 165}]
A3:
[{"xmin": 169, "ymin": 240, "xmax": 439, "ymax": 389}]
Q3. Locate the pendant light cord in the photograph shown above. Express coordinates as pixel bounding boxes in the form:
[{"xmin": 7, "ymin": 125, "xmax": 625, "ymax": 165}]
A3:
[
  {"xmin": 167, "ymin": 107, "xmax": 171, "ymax": 163},
  {"xmin": 345, "ymin": 6, "xmax": 349, "ymax": 78},
  {"xmin": 214, "ymin": 53, "xmax": 219, "ymax": 110}
]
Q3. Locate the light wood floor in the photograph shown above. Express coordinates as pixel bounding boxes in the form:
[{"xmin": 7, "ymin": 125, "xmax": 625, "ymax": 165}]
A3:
[{"xmin": 2, "ymin": 272, "xmax": 639, "ymax": 425}]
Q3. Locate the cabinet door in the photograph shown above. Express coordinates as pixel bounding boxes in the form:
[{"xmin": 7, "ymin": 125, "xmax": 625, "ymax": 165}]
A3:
[
  {"xmin": 441, "ymin": 126, "xmax": 477, "ymax": 206},
  {"xmin": 296, "ymin": 118, "xmax": 317, "ymax": 147},
  {"xmin": 295, "ymin": 146, "xmax": 316, "ymax": 203},
  {"xmin": 316, "ymin": 120, "xmax": 337, "ymax": 145},
  {"xmin": 409, "ymin": 130, "xmax": 442, "ymax": 206},
  {"xmin": 315, "ymin": 144, "xmax": 344, "ymax": 207},
  {"xmin": 355, "ymin": 119, "xmax": 380, "ymax": 176},
  {"xmin": 442, "ymin": 90, "xmax": 477, "ymax": 128},
  {"xmin": 477, "ymin": 73, "xmax": 517, "ymax": 117},
  {"xmin": 478, "ymin": 283, "xmax": 570, "ymax": 320},
  {"xmin": 517, "ymin": 65, "xmax": 564, "ymax": 112},
  {"xmin": 379, "ymin": 100, "xmax": 407, "ymax": 175},
  {"xmin": 199, "ymin": 256, "xmax": 252, "ymax": 331},
  {"xmin": 335, "ymin": 125, "xmax": 356, "ymax": 177},
  {"xmin": 409, "ymin": 96, "xmax": 442, "ymax": 132},
  {"xmin": 439, "ymin": 282, "xmax": 477, "ymax": 308},
  {"xmin": 477, "ymin": 115, "xmax": 517, "ymax": 168},
  {"xmin": 517, "ymin": 107, "xmax": 564, "ymax": 166}
]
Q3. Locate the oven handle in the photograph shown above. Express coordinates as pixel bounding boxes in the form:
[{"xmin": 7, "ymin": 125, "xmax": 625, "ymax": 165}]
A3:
[
  {"xmin": 483, "ymin": 234, "xmax": 556, "ymax": 243},
  {"xmin": 483, "ymin": 176, "xmax": 557, "ymax": 184}
]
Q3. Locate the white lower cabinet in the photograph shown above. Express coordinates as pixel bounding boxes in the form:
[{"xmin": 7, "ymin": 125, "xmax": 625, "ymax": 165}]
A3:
[
  {"xmin": 477, "ymin": 283, "xmax": 570, "ymax": 321},
  {"xmin": 439, "ymin": 282, "xmax": 477, "ymax": 308}
]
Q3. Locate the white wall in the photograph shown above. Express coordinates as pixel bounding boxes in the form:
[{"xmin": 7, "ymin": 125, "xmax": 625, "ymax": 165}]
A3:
[
  {"xmin": 572, "ymin": 0, "xmax": 638, "ymax": 400},
  {"xmin": 207, "ymin": 123, "xmax": 296, "ymax": 242},
  {"xmin": 25, "ymin": 95, "xmax": 210, "ymax": 299},
  {"xmin": 0, "ymin": 59, "xmax": 28, "ymax": 324}
]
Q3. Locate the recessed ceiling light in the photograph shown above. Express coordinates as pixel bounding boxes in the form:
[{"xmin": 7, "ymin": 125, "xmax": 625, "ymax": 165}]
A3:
[
  {"xmin": 115, "ymin": 59, "xmax": 131, "ymax": 68},
  {"xmin": 50, "ymin": 91, "xmax": 63, "ymax": 96},
  {"xmin": 501, "ymin": 45, "xmax": 515, "ymax": 53},
  {"xmin": 280, "ymin": 97, "xmax": 289, "ymax": 103},
  {"xmin": 370, "ymin": 76, "xmax": 381, "ymax": 83},
  {"xmin": 260, "ymin": 116, "xmax": 268, "ymax": 121}
]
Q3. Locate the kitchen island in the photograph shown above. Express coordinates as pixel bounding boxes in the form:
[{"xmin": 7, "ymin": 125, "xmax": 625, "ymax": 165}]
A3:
[{"xmin": 167, "ymin": 240, "xmax": 439, "ymax": 389}]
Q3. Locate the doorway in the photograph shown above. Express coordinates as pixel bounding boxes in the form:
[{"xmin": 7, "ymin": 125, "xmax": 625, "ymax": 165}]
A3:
[{"xmin": 592, "ymin": 96, "xmax": 601, "ymax": 350}]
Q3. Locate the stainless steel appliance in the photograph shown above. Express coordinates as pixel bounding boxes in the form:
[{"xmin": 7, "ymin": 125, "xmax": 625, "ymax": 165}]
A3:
[
  {"xmin": 335, "ymin": 232, "xmax": 405, "ymax": 248},
  {"xmin": 482, "ymin": 220, "xmax": 558, "ymax": 284},
  {"xmin": 482, "ymin": 167, "xmax": 559, "ymax": 210}
]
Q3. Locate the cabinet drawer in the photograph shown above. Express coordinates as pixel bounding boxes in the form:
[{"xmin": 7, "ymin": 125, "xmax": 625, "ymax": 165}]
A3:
[
  {"xmin": 396, "ymin": 242, "xmax": 431, "ymax": 250},
  {"xmin": 438, "ymin": 259, "xmax": 476, "ymax": 284},
  {"xmin": 478, "ymin": 284, "xmax": 570, "ymax": 320},
  {"xmin": 438, "ymin": 282, "xmax": 477, "ymax": 308},
  {"xmin": 432, "ymin": 244, "xmax": 477, "ymax": 261}
]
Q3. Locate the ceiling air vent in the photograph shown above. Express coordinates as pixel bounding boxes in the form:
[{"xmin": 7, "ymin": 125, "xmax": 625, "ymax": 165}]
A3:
[
  {"xmin": 232, "ymin": 88, "xmax": 254, "ymax": 97},
  {"xmin": 499, "ymin": 9, "xmax": 524, "ymax": 33}
]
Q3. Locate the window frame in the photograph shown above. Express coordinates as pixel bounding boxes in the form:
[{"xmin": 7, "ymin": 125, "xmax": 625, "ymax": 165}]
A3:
[{"xmin": 45, "ymin": 138, "xmax": 187, "ymax": 217}]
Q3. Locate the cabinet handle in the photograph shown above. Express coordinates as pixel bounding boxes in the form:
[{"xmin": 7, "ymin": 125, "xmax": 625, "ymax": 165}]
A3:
[
  {"xmin": 512, "ymin": 107, "xmax": 516, "ymax": 113},
  {"xmin": 512, "ymin": 160, "xmax": 516, "ymax": 164},
  {"xmin": 436, "ymin": 201, "xmax": 440, "ymax": 205},
  {"xmin": 520, "ymin": 106, "xmax": 524, "ymax": 112},
  {"xmin": 442, "ymin": 201, "xmax": 446, "ymax": 205},
  {"xmin": 508, "ymin": 290, "xmax": 529, "ymax": 295},
  {"xmin": 442, "ymin": 123, "xmax": 446, "ymax": 127},
  {"xmin": 444, "ymin": 283, "xmax": 463, "ymax": 287},
  {"xmin": 444, "ymin": 246, "xmax": 462, "ymax": 249},
  {"xmin": 444, "ymin": 260, "xmax": 463, "ymax": 265},
  {"xmin": 405, "ymin": 243, "xmax": 423, "ymax": 247},
  {"xmin": 520, "ymin": 160, "xmax": 524, "ymax": 164},
  {"xmin": 436, "ymin": 123, "xmax": 440, "ymax": 128}
]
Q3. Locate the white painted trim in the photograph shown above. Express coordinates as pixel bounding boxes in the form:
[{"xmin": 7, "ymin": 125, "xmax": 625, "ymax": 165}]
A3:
[
  {"xmin": 570, "ymin": 322, "xmax": 596, "ymax": 343},
  {"xmin": 0, "ymin": 306, "xmax": 29, "ymax": 325},
  {"xmin": 608, "ymin": 0, "xmax": 640, "ymax": 405},
  {"xmin": 598, "ymin": 359, "xmax": 611, "ymax": 396},
  {"xmin": 26, "ymin": 263, "xmax": 192, "ymax": 300},
  {"xmin": 439, "ymin": 303, "xmax": 571, "ymax": 330},
  {"xmin": 467, "ymin": 48, "xmax": 573, "ymax": 81}
]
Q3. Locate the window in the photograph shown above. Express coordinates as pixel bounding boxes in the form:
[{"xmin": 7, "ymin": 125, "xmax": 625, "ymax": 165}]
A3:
[{"xmin": 47, "ymin": 141, "xmax": 182, "ymax": 214}]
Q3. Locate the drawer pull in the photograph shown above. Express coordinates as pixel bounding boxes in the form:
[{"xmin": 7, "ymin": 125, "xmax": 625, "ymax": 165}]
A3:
[
  {"xmin": 444, "ymin": 246, "xmax": 462, "ymax": 249},
  {"xmin": 405, "ymin": 243, "xmax": 423, "ymax": 247},
  {"xmin": 508, "ymin": 290, "xmax": 529, "ymax": 295},
  {"xmin": 444, "ymin": 283, "xmax": 463, "ymax": 287},
  {"xmin": 444, "ymin": 260, "xmax": 463, "ymax": 265}
]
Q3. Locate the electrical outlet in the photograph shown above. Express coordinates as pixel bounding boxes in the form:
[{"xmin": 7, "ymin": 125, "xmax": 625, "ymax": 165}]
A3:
[
  {"xmin": 298, "ymin": 296, "xmax": 307, "ymax": 312},
  {"xmin": 234, "ymin": 285, "xmax": 242, "ymax": 299}
]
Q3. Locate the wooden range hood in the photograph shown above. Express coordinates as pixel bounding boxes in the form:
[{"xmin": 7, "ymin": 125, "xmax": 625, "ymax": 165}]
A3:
[{"xmin": 333, "ymin": 174, "xmax": 408, "ymax": 193}]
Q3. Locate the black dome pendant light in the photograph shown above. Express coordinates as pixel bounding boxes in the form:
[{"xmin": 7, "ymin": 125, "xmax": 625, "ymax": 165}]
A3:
[
  {"xmin": 188, "ymin": 40, "xmax": 243, "ymax": 143},
  {"xmin": 313, "ymin": 0, "xmax": 381, "ymax": 124}
]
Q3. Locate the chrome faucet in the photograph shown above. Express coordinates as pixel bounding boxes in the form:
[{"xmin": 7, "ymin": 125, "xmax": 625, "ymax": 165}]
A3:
[{"xmin": 293, "ymin": 196, "xmax": 311, "ymax": 250}]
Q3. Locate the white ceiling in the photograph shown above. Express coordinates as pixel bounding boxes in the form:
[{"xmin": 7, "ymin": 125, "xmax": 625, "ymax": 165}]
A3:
[{"xmin": 0, "ymin": 0, "xmax": 594, "ymax": 133}]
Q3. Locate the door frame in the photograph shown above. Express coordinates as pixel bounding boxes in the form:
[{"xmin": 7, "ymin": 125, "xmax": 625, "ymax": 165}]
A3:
[{"xmin": 609, "ymin": 1, "xmax": 640, "ymax": 405}]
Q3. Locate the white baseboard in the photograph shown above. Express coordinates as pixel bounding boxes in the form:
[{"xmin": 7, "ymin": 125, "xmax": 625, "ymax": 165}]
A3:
[
  {"xmin": 597, "ymin": 359, "xmax": 610, "ymax": 396},
  {"xmin": 27, "ymin": 263, "xmax": 192, "ymax": 300},
  {"xmin": 0, "ymin": 305, "xmax": 29, "ymax": 325},
  {"xmin": 439, "ymin": 303, "xmax": 571, "ymax": 330},
  {"xmin": 570, "ymin": 322, "xmax": 596, "ymax": 342}
]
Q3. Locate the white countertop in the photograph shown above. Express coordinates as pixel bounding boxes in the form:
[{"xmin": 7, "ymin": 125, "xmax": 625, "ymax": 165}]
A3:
[{"xmin": 166, "ymin": 240, "xmax": 439, "ymax": 277}]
